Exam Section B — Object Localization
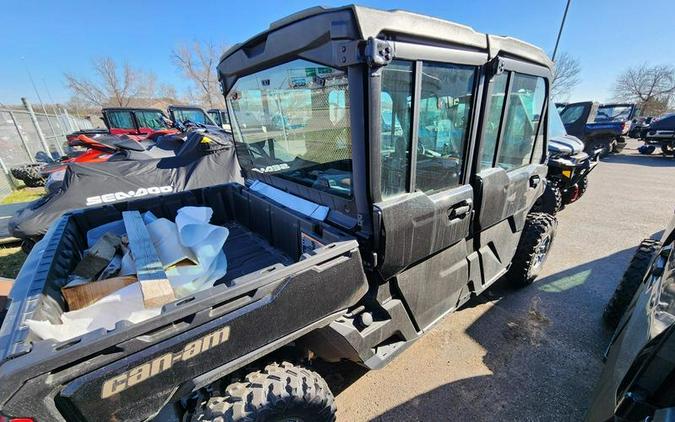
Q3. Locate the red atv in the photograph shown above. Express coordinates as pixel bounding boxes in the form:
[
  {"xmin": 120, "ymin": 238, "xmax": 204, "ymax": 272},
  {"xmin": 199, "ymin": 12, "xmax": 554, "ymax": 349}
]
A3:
[{"xmin": 12, "ymin": 108, "xmax": 178, "ymax": 187}]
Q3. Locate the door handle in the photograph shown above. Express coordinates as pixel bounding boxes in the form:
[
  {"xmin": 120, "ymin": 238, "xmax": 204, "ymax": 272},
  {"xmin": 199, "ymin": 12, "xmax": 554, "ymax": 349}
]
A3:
[
  {"xmin": 529, "ymin": 175, "xmax": 541, "ymax": 188},
  {"xmin": 448, "ymin": 201, "xmax": 472, "ymax": 220}
]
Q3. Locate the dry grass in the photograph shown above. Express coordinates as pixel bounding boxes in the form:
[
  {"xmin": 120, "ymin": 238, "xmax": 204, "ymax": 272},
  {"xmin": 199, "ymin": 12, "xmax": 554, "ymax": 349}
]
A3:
[
  {"xmin": 0, "ymin": 187, "xmax": 44, "ymax": 205},
  {"xmin": 0, "ymin": 246, "xmax": 26, "ymax": 279}
]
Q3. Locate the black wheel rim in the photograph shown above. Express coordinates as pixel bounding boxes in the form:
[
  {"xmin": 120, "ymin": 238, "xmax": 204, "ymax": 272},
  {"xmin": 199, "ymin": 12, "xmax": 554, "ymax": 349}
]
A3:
[{"xmin": 531, "ymin": 235, "xmax": 552, "ymax": 273}]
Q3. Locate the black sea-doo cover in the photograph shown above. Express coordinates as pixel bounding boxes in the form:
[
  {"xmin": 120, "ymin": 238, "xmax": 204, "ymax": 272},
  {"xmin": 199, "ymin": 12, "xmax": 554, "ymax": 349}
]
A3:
[{"xmin": 9, "ymin": 129, "xmax": 243, "ymax": 239}]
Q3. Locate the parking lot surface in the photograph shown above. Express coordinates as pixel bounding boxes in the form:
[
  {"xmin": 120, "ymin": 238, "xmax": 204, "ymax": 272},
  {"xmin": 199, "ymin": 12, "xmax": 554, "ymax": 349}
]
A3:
[{"xmin": 329, "ymin": 139, "xmax": 675, "ymax": 421}]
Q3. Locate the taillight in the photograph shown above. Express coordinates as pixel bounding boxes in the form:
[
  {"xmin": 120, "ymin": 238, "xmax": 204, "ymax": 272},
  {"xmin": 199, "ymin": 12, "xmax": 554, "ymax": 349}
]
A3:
[{"xmin": 0, "ymin": 417, "xmax": 34, "ymax": 422}]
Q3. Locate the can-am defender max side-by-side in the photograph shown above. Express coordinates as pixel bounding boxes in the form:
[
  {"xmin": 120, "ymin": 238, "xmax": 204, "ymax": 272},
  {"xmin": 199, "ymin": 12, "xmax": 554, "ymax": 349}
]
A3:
[{"xmin": 0, "ymin": 6, "xmax": 557, "ymax": 421}]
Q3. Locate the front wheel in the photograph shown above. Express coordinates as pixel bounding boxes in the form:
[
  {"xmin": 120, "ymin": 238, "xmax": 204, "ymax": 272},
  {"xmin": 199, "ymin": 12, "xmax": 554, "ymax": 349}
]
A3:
[
  {"xmin": 192, "ymin": 362, "xmax": 336, "ymax": 422},
  {"xmin": 603, "ymin": 239, "xmax": 661, "ymax": 328},
  {"xmin": 506, "ymin": 213, "xmax": 558, "ymax": 287},
  {"xmin": 661, "ymin": 143, "xmax": 675, "ymax": 156}
]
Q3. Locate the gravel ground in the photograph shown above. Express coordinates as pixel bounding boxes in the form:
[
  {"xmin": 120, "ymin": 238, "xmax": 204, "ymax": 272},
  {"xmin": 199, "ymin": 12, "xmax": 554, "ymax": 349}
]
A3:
[{"xmin": 330, "ymin": 139, "xmax": 675, "ymax": 421}]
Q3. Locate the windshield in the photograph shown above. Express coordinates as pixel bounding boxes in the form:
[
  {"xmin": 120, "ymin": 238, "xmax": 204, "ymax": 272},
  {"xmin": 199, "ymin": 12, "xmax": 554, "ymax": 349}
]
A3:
[
  {"xmin": 227, "ymin": 59, "xmax": 352, "ymax": 198},
  {"xmin": 548, "ymin": 106, "xmax": 567, "ymax": 138},
  {"xmin": 172, "ymin": 108, "xmax": 213, "ymax": 125},
  {"xmin": 594, "ymin": 105, "xmax": 632, "ymax": 122}
]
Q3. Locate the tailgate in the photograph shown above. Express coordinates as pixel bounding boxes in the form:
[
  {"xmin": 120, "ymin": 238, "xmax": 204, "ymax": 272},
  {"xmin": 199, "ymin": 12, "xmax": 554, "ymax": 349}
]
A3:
[{"xmin": 1, "ymin": 240, "xmax": 367, "ymax": 421}]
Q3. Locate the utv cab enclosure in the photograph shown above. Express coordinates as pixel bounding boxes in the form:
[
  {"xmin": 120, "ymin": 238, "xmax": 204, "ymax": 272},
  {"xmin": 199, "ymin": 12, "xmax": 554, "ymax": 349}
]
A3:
[
  {"xmin": 0, "ymin": 6, "xmax": 557, "ymax": 421},
  {"xmin": 167, "ymin": 105, "xmax": 218, "ymax": 127}
]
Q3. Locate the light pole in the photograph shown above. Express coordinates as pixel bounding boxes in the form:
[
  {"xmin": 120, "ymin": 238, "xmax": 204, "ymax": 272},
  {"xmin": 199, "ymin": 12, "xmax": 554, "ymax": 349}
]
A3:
[{"xmin": 552, "ymin": 0, "xmax": 572, "ymax": 61}]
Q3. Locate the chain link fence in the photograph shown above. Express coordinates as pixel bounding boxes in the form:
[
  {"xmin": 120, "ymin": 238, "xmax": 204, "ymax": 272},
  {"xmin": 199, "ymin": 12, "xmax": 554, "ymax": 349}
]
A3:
[{"xmin": 0, "ymin": 98, "xmax": 96, "ymax": 199}]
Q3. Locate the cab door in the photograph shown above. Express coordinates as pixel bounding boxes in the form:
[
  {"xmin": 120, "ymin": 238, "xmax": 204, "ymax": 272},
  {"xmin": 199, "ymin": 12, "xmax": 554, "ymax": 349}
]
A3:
[
  {"xmin": 471, "ymin": 57, "xmax": 550, "ymax": 287},
  {"xmin": 373, "ymin": 46, "xmax": 488, "ymax": 330}
]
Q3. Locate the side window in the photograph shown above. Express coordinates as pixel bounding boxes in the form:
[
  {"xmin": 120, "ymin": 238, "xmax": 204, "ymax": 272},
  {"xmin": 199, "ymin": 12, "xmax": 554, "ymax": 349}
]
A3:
[
  {"xmin": 478, "ymin": 73, "xmax": 508, "ymax": 170},
  {"xmin": 208, "ymin": 111, "xmax": 221, "ymax": 125},
  {"xmin": 416, "ymin": 62, "xmax": 475, "ymax": 193},
  {"xmin": 380, "ymin": 60, "xmax": 414, "ymax": 199},
  {"xmin": 107, "ymin": 111, "xmax": 134, "ymax": 129},
  {"xmin": 495, "ymin": 74, "xmax": 545, "ymax": 170}
]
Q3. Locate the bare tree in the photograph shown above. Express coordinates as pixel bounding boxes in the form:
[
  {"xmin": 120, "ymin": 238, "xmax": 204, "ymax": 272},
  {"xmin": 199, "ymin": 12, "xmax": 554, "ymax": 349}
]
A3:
[
  {"xmin": 172, "ymin": 41, "xmax": 226, "ymax": 108},
  {"xmin": 64, "ymin": 57, "xmax": 157, "ymax": 107},
  {"xmin": 551, "ymin": 52, "xmax": 581, "ymax": 101},
  {"xmin": 158, "ymin": 83, "xmax": 178, "ymax": 100},
  {"xmin": 612, "ymin": 63, "xmax": 675, "ymax": 116}
]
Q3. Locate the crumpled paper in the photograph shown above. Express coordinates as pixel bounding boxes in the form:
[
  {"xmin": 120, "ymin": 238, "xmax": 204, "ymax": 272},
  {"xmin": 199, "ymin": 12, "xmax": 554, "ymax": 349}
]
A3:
[
  {"xmin": 26, "ymin": 206, "xmax": 229, "ymax": 342},
  {"xmin": 167, "ymin": 207, "xmax": 228, "ymax": 297}
]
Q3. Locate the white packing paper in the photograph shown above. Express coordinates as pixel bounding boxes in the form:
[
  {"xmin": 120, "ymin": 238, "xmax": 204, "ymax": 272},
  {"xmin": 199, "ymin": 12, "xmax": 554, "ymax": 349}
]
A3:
[{"xmin": 27, "ymin": 206, "xmax": 229, "ymax": 342}]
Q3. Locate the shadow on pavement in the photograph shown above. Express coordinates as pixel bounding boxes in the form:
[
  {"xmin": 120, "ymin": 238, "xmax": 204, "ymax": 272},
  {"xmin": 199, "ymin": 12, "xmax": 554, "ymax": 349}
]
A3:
[
  {"xmin": 602, "ymin": 152, "xmax": 674, "ymax": 168},
  {"xmin": 362, "ymin": 245, "xmax": 640, "ymax": 421}
]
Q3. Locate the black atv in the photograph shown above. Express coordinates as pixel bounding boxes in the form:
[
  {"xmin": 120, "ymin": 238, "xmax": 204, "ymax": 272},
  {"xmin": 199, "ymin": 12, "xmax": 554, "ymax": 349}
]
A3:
[{"xmin": 536, "ymin": 106, "xmax": 599, "ymax": 214}]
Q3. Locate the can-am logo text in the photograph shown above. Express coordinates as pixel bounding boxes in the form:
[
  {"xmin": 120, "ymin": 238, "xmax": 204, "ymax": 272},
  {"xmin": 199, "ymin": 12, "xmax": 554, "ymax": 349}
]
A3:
[
  {"xmin": 251, "ymin": 163, "xmax": 290, "ymax": 173},
  {"xmin": 86, "ymin": 186, "xmax": 174, "ymax": 206}
]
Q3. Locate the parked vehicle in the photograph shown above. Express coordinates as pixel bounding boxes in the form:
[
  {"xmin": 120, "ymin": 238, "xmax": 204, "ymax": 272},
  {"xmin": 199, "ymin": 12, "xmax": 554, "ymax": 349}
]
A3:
[
  {"xmin": 10, "ymin": 108, "xmax": 178, "ymax": 187},
  {"xmin": 0, "ymin": 6, "xmax": 558, "ymax": 421},
  {"xmin": 8, "ymin": 127, "xmax": 242, "ymax": 252},
  {"xmin": 168, "ymin": 105, "xmax": 218, "ymax": 128},
  {"xmin": 629, "ymin": 116, "xmax": 654, "ymax": 139},
  {"xmin": 536, "ymin": 105, "xmax": 599, "ymax": 214},
  {"xmin": 587, "ymin": 212, "xmax": 675, "ymax": 421},
  {"xmin": 207, "ymin": 108, "xmax": 232, "ymax": 131},
  {"xmin": 560, "ymin": 102, "xmax": 637, "ymax": 156},
  {"xmin": 642, "ymin": 112, "xmax": 675, "ymax": 156},
  {"xmin": 66, "ymin": 107, "xmax": 176, "ymax": 142}
]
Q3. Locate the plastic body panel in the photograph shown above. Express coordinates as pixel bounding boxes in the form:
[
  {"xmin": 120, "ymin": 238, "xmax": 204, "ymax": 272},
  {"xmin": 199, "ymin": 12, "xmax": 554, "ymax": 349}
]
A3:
[
  {"xmin": 395, "ymin": 239, "xmax": 469, "ymax": 330},
  {"xmin": 0, "ymin": 184, "xmax": 368, "ymax": 421},
  {"xmin": 374, "ymin": 185, "xmax": 473, "ymax": 280}
]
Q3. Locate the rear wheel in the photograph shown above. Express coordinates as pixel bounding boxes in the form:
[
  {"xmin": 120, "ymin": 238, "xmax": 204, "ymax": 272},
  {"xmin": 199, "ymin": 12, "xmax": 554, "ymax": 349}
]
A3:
[
  {"xmin": 603, "ymin": 239, "xmax": 661, "ymax": 328},
  {"xmin": 10, "ymin": 164, "xmax": 45, "ymax": 187},
  {"xmin": 661, "ymin": 143, "xmax": 675, "ymax": 156},
  {"xmin": 192, "ymin": 362, "xmax": 336, "ymax": 422},
  {"xmin": 506, "ymin": 213, "xmax": 557, "ymax": 287},
  {"xmin": 589, "ymin": 139, "xmax": 611, "ymax": 157}
]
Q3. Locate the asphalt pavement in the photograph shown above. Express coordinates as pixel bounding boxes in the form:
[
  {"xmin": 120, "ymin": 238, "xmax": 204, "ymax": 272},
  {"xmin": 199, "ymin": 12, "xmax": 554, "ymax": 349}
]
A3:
[{"xmin": 329, "ymin": 139, "xmax": 675, "ymax": 421}]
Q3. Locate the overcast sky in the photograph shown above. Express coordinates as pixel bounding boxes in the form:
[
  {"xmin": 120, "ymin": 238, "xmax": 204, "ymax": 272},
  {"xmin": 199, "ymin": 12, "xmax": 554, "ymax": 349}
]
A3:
[{"xmin": 1, "ymin": 0, "xmax": 674, "ymax": 105}]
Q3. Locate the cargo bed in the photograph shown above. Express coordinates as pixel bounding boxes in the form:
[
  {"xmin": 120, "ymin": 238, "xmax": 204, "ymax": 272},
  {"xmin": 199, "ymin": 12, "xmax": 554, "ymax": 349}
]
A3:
[{"xmin": 0, "ymin": 183, "xmax": 368, "ymax": 421}]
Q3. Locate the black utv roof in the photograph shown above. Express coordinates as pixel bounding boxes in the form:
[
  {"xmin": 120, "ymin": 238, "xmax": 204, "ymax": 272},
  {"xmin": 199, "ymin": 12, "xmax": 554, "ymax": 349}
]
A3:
[
  {"xmin": 102, "ymin": 107, "xmax": 165, "ymax": 113},
  {"xmin": 218, "ymin": 4, "xmax": 553, "ymax": 90},
  {"xmin": 167, "ymin": 105, "xmax": 206, "ymax": 111}
]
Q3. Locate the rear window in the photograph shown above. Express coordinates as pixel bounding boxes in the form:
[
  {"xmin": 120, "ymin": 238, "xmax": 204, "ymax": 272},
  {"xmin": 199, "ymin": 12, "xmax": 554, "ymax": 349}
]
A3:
[
  {"xmin": 227, "ymin": 59, "xmax": 352, "ymax": 198},
  {"xmin": 135, "ymin": 111, "xmax": 169, "ymax": 130},
  {"xmin": 594, "ymin": 105, "xmax": 632, "ymax": 122},
  {"xmin": 172, "ymin": 108, "xmax": 212, "ymax": 125},
  {"xmin": 107, "ymin": 111, "xmax": 134, "ymax": 129}
]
